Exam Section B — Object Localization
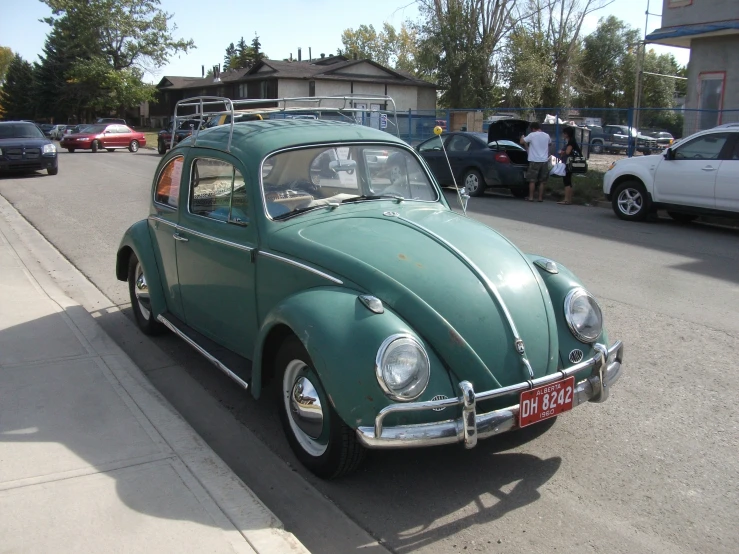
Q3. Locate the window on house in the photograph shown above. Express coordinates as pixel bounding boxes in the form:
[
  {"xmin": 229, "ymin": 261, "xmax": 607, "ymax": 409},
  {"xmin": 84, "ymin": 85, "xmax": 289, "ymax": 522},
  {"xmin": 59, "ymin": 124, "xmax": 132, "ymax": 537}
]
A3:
[
  {"xmin": 699, "ymin": 72, "xmax": 725, "ymax": 129},
  {"xmin": 309, "ymin": 81, "xmax": 315, "ymax": 97},
  {"xmin": 238, "ymin": 83, "xmax": 247, "ymax": 98}
]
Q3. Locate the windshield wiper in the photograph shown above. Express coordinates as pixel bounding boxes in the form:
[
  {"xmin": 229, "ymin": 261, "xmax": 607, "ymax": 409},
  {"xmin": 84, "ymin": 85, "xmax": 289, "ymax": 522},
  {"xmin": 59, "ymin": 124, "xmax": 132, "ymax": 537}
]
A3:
[
  {"xmin": 272, "ymin": 206, "xmax": 322, "ymax": 221},
  {"xmin": 341, "ymin": 194, "xmax": 403, "ymax": 204}
]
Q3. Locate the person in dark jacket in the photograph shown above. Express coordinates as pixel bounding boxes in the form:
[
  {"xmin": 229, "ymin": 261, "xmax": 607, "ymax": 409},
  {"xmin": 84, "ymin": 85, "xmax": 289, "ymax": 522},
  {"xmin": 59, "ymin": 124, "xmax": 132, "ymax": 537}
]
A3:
[{"xmin": 558, "ymin": 127, "xmax": 581, "ymax": 205}]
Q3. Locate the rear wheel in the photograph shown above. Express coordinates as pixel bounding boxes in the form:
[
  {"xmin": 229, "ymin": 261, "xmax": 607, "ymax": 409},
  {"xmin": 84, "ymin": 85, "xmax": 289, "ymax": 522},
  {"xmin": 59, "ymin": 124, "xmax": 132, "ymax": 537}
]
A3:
[
  {"xmin": 127, "ymin": 252, "xmax": 165, "ymax": 336},
  {"xmin": 276, "ymin": 336, "xmax": 365, "ymax": 478},
  {"xmin": 157, "ymin": 140, "xmax": 166, "ymax": 155},
  {"xmin": 106, "ymin": 148, "xmax": 115, "ymax": 152},
  {"xmin": 129, "ymin": 140, "xmax": 139, "ymax": 153},
  {"xmin": 462, "ymin": 168, "xmax": 485, "ymax": 197},
  {"xmin": 612, "ymin": 180, "xmax": 650, "ymax": 221},
  {"xmin": 668, "ymin": 211, "xmax": 698, "ymax": 224}
]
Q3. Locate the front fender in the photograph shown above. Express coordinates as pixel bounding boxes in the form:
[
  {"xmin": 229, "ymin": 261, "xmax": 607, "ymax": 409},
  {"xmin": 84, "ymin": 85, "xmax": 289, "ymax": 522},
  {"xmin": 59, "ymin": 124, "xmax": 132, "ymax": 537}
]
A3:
[
  {"xmin": 528, "ymin": 255, "xmax": 609, "ymax": 379},
  {"xmin": 252, "ymin": 287, "xmax": 457, "ymax": 429},
  {"xmin": 116, "ymin": 220, "xmax": 167, "ymax": 317}
]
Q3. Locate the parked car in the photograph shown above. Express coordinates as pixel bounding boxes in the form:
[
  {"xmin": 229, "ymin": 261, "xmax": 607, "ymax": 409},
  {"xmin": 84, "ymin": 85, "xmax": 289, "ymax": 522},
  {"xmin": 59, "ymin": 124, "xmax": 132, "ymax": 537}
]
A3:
[
  {"xmin": 60, "ymin": 123, "xmax": 146, "ymax": 153},
  {"xmin": 589, "ymin": 125, "xmax": 657, "ymax": 155},
  {"xmin": 603, "ymin": 123, "xmax": 739, "ymax": 222},
  {"xmin": 416, "ymin": 132, "xmax": 529, "ymax": 197},
  {"xmin": 116, "ymin": 111, "xmax": 624, "ymax": 478},
  {"xmin": 484, "ymin": 118, "xmax": 591, "ymax": 159},
  {"xmin": 642, "ymin": 130, "xmax": 675, "ymax": 149},
  {"xmin": 0, "ymin": 121, "xmax": 59, "ymax": 175},
  {"xmin": 38, "ymin": 123, "xmax": 54, "ymax": 137},
  {"xmin": 49, "ymin": 125, "xmax": 68, "ymax": 140},
  {"xmin": 157, "ymin": 118, "xmax": 205, "ymax": 155}
]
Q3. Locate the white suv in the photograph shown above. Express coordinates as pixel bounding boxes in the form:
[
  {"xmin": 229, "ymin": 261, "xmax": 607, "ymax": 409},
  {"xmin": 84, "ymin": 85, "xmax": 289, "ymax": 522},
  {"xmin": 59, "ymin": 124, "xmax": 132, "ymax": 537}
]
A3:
[{"xmin": 603, "ymin": 124, "xmax": 739, "ymax": 222}]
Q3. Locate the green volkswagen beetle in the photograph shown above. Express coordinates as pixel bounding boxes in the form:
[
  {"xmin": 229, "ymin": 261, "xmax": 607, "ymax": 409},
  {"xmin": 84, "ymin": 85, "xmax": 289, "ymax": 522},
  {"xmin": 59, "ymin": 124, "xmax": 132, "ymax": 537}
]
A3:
[{"xmin": 116, "ymin": 114, "xmax": 624, "ymax": 478}]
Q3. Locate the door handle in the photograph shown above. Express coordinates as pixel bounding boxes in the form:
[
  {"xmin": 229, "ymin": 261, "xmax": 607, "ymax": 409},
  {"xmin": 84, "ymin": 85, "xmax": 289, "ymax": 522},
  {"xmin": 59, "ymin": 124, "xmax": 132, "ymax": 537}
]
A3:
[
  {"xmin": 701, "ymin": 166, "xmax": 717, "ymax": 171},
  {"xmin": 172, "ymin": 233, "xmax": 188, "ymax": 242}
]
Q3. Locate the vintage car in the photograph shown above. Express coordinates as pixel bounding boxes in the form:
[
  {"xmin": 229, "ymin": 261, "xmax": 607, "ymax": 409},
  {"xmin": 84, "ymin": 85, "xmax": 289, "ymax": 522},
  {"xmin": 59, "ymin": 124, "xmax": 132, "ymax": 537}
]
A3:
[{"xmin": 116, "ymin": 106, "xmax": 624, "ymax": 478}]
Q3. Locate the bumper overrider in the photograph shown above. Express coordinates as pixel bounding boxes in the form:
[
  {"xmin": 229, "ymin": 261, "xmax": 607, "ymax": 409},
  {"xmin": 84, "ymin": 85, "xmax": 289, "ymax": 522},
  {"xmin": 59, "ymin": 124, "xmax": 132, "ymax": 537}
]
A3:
[{"xmin": 357, "ymin": 340, "xmax": 623, "ymax": 449}]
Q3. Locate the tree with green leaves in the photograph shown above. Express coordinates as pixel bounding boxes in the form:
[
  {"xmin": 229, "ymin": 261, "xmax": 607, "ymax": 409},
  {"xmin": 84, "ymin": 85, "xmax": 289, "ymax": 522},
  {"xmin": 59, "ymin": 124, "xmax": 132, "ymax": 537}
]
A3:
[
  {"xmin": 339, "ymin": 23, "xmax": 419, "ymax": 74},
  {"xmin": 40, "ymin": 0, "xmax": 194, "ymax": 115},
  {"xmin": 0, "ymin": 54, "xmax": 36, "ymax": 120},
  {"xmin": 415, "ymin": 0, "xmax": 518, "ymax": 108},
  {"xmin": 223, "ymin": 43, "xmax": 237, "ymax": 70},
  {"xmin": 0, "ymin": 47, "xmax": 13, "ymax": 85},
  {"xmin": 223, "ymin": 34, "xmax": 266, "ymax": 71}
]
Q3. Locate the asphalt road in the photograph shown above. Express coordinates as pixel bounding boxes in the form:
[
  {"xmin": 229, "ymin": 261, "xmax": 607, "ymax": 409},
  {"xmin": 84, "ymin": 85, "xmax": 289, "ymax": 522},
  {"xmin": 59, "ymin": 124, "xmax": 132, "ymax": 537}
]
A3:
[{"xmin": 2, "ymin": 150, "xmax": 738, "ymax": 553}]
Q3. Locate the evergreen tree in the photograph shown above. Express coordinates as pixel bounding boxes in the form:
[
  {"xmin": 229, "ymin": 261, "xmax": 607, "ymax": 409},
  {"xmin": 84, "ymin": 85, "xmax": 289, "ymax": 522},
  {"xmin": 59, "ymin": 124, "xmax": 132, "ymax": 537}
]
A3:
[
  {"xmin": 0, "ymin": 54, "xmax": 36, "ymax": 120},
  {"xmin": 223, "ymin": 43, "xmax": 237, "ymax": 71},
  {"xmin": 250, "ymin": 35, "xmax": 265, "ymax": 64}
]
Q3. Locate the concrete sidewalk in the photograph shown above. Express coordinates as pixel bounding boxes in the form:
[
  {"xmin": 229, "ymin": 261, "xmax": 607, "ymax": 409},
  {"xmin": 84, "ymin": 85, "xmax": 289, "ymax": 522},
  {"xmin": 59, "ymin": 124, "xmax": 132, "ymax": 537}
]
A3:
[{"xmin": 0, "ymin": 221, "xmax": 307, "ymax": 552}]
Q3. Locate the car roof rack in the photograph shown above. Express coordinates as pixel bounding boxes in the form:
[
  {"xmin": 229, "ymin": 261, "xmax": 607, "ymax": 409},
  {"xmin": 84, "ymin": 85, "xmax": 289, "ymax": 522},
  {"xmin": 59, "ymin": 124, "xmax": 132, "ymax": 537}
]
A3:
[{"xmin": 171, "ymin": 95, "xmax": 400, "ymax": 151}]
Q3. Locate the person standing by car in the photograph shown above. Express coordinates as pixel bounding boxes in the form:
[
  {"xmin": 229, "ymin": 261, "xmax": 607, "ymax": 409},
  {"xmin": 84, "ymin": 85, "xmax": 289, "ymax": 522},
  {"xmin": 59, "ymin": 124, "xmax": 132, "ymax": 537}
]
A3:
[
  {"xmin": 558, "ymin": 126, "xmax": 581, "ymax": 205},
  {"xmin": 520, "ymin": 122, "xmax": 551, "ymax": 202}
]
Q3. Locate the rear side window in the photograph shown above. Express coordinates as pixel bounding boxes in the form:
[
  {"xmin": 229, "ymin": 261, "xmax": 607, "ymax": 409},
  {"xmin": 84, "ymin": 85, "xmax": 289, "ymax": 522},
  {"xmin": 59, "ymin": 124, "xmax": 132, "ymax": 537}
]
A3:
[
  {"xmin": 155, "ymin": 156, "xmax": 184, "ymax": 208},
  {"xmin": 189, "ymin": 157, "xmax": 249, "ymax": 225}
]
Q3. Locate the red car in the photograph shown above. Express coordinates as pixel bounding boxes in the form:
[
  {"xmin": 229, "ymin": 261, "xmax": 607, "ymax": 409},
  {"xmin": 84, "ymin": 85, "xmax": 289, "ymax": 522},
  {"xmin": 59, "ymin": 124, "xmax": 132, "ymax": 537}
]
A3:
[{"xmin": 60, "ymin": 123, "xmax": 146, "ymax": 153}]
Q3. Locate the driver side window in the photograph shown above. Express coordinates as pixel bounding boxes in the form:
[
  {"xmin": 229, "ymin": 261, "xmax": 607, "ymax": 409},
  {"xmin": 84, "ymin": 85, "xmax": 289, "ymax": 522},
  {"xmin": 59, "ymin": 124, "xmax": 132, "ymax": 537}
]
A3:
[
  {"xmin": 674, "ymin": 133, "xmax": 729, "ymax": 160},
  {"xmin": 189, "ymin": 157, "xmax": 249, "ymax": 225}
]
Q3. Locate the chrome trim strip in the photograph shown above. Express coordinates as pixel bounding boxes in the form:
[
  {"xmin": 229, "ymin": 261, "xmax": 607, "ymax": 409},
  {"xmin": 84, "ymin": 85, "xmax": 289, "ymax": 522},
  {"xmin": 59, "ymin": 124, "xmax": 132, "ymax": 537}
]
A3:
[
  {"xmin": 396, "ymin": 215, "xmax": 534, "ymax": 380},
  {"xmin": 361, "ymin": 341, "xmax": 623, "ymax": 448},
  {"xmin": 157, "ymin": 314, "xmax": 249, "ymax": 391},
  {"xmin": 258, "ymin": 251, "xmax": 343, "ymax": 285},
  {"xmin": 148, "ymin": 215, "xmax": 177, "ymax": 228},
  {"xmin": 175, "ymin": 224, "xmax": 253, "ymax": 252}
]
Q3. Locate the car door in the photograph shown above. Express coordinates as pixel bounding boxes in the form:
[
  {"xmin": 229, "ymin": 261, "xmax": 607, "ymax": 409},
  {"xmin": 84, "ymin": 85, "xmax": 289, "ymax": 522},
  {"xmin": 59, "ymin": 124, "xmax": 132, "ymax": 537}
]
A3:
[
  {"xmin": 117, "ymin": 125, "xmax": 133, "ymax": 148},
  {"xmin": 417, "ymin": 135, "xmax": 448, "ymax": 183},
  {"xmin": 446, "ymin": 134, "xmax": 478, "ymax": 181},
  {"xmin": 174, "ymin": 151, "xmax": 258, "ymax": 358},
  {"xmin": 653, "ymin": 132, "xmax": 731, "ymax": 208},
  {"xmin": 149, "ymin": 154, "xmax": 186, "ymax": 320},
  {"xmin": 714, "ymin": 134, "xmax": 739, "ymax": 212},
  {"xmin": 99, "ymin": 125, "xmax": 116, "ymax": 148}
]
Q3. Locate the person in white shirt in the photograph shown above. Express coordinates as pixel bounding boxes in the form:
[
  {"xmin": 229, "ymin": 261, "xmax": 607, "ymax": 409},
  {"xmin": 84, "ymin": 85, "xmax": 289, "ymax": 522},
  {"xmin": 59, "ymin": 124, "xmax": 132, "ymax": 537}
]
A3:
[{"xmin": 520, "ymin": 122, "xmax": 552, "ymax": 202}]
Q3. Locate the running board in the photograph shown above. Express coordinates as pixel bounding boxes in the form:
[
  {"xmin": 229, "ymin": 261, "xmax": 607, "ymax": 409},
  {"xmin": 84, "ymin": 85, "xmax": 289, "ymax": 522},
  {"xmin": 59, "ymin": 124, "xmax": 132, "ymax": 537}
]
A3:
[{"xmin": 156, "ymin": 314, "xmax": 250, "ymax": 391}]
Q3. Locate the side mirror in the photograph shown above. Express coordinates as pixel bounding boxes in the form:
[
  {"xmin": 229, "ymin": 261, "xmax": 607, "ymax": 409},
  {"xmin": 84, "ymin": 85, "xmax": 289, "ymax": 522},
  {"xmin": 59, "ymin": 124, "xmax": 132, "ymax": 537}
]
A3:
[
  {"xmin": 458, "ymin": 187, "xmax": 470, "ymax": 214},
  {"xmin": 664, "ymin": 148, "xmax": 673, "ymax": 160}
]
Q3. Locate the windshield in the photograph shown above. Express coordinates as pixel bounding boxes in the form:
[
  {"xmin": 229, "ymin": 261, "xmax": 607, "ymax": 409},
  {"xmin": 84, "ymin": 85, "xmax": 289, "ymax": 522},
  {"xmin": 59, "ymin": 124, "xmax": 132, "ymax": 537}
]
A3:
[
  {"xmin": 81, "ymin": 124, "xmax": 107, "ymax": 134},
  {"xmin": 261, "ymin": 144, "xmax": 439, "ymax": 220},
  {"xmin": 0, "ymin": 123, "xmax": 45, "ymax": 139}
]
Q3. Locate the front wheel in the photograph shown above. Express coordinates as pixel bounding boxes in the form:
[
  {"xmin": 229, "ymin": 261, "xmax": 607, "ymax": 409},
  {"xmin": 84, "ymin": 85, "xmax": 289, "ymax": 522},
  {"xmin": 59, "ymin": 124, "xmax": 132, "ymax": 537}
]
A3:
[
  {"xmin": 612, "ymin": 180, "xmax": 650, "ymax": 221},
  {"xmin": 47, "ymin": 167, "xmax": 59, "ymax": 175},
  {"xmin": 591, "ymin": 142, "xmax": 604, "ymax": 154},
  {"xmin": 91, "ymin": 140, "xmax": 100, "ymax": 153},
  {"xmin": 157, "ymin": 140, "xmax": 166, "ymax": 155},
  {"xmin": 276, "ymin": 336, "xmax": 365, "ymax": 478},
  {"xmin": 67, "ymin": 148, "xmax": 75, "ymax": 153},
  {"xmin": 127, "ymin": 252, "xmax": 165, "ymax": 335},
  {"xmin": 462, "ymin": 168, "xmax": 485, "ymax": 197},
  {"xmin": 129, "ymin": 140, "xmax": 139, "ymax": 153}
]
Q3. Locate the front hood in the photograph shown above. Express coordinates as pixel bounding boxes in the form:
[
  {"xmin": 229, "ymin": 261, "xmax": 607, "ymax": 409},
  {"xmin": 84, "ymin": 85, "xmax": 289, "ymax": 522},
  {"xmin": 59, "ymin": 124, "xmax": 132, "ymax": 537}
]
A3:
[
  {"xmin": 0, "ymin": 138, "xmax": 51, "ymax": 148},
  {"xmin": 269, "ymin": 205, "xmax": 559, "ymax": 391}
]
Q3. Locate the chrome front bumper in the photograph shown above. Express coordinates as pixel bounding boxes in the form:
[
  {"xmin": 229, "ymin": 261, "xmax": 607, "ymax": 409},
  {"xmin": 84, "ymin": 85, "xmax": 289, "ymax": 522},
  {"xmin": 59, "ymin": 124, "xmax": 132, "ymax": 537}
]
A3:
[{"xmin": 357, "ymin": 341, "xmax": 624, "ymax": 449}]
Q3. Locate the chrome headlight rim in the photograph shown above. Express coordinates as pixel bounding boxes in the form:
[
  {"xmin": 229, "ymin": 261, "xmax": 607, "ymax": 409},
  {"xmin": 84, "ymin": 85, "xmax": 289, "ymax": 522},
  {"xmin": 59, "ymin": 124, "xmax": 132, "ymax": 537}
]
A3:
[
  {"xmin": 564, "ymin": 288, "xmax": 603, "ymax": 344},
  {"xmin": 375, "ymin": 333, "xmax": 430, "ymax": 402}
]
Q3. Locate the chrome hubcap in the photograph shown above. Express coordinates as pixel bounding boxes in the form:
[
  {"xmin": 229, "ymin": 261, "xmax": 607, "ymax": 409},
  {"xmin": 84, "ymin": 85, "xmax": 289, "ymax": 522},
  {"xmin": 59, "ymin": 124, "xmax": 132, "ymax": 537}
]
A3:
[
  {"xmin": 465, "ymin": 173, "xmax": 479, "ymax": 192},
  {"xmin": 617, "ymin": 188, "xmax": 643, "ymax": 216},
  {"xmin": 134, "ymin": 263, "xmax": 151, "ymax": 320},
  {"xmin": 131, "ymin": 141, "xmax": 138, "ymax": 152},
  {"xmin": 283, "ymin": 360, "xmax": 327, "ymax": 456}
]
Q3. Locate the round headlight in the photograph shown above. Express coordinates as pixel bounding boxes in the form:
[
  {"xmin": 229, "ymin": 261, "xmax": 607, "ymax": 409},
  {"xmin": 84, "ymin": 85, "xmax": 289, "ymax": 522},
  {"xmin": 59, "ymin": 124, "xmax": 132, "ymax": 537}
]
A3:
[
  {"xmin": 375, "ymin": 335, "xmax": 430, "ymax": 401},
  {"xmin": 564, "ymin": 288, "xmax": 603, "ymax": 343}
]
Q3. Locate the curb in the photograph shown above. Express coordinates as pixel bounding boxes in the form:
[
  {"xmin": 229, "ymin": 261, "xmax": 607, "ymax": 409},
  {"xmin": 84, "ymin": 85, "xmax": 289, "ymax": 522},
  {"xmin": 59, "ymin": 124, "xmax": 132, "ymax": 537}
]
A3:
[{"xmin": 0, "ymin": 195, "xmax": 309, "ymax": 554}]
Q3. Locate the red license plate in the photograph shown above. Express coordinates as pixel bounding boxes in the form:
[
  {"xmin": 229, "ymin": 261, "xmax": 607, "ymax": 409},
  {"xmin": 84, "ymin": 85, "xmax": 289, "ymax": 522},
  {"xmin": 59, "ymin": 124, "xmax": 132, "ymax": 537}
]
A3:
[{"xmin": 519, "ymin": 376, "xmax": 575, "ymax": 428}]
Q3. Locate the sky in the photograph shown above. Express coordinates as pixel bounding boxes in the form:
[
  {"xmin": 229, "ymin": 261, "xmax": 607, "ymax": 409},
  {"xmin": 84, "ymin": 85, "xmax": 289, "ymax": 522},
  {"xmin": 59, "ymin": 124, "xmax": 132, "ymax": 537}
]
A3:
[{"xmin": 0, "ymin": 0, "xmax": 689, "ymax": 83}]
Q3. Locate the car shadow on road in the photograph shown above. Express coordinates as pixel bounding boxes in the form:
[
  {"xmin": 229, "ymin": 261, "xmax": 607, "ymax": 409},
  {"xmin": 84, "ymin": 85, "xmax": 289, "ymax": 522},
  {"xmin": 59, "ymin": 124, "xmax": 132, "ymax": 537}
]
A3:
[{"xmin": 443, "ymin": 190, "xmax": 739, "ymax": 285}]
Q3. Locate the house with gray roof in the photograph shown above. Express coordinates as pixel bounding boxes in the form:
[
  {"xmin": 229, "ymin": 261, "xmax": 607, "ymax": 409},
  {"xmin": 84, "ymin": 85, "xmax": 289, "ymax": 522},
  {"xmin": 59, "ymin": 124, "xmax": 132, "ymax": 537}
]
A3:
[{"xmin": 148, "ymin": 55, "xmax": 438, "ymax": 127}]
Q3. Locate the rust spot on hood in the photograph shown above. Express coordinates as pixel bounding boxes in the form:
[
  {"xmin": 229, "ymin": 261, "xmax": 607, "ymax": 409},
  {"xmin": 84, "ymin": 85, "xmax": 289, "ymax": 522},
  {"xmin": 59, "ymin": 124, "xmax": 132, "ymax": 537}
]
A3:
[
  {"xmin": 398, "ymin": 253, "xmax": 407, "ymax": 260},
  {"xmin": 449, "ymin": 328, "xmax": 465, "ymax": 347}
]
